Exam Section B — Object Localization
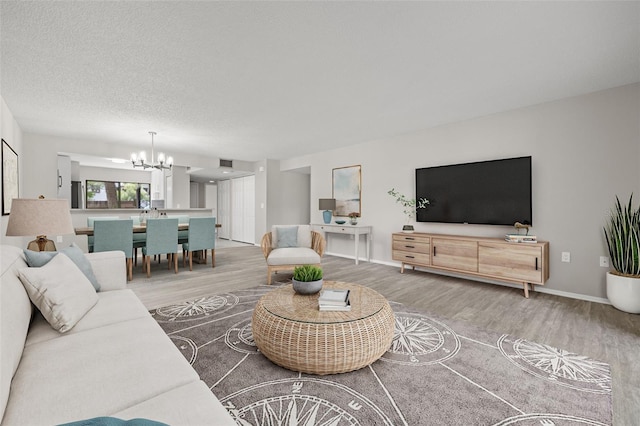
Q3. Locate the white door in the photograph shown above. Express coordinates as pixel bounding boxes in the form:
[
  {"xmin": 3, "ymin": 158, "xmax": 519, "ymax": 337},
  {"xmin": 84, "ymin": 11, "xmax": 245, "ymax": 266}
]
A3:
[
  {"xmin": 217, "ymin": 180, "xmax": 230, "ymax": 239},
  {"xmin": 242, "ymin": 175, "xmax": 255, "ymax": 244},
  {"xmin": 231, "ymin": 177, "xmax": 244, "ymax": 241}
]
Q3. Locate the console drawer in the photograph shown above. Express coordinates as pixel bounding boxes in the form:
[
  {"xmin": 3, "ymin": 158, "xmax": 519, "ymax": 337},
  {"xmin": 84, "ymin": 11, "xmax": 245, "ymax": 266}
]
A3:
[
  {"xmin": 393, "ymin": 249, "xmax": 430, "ymax": 266},
  {"xmin": 392, "ymin": 240, "xmax": 430, "ymax": 253}
]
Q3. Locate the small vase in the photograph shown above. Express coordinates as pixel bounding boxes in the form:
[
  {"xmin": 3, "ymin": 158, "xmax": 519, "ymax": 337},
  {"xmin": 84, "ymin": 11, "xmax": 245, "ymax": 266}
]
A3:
[
  {"xmin": 402, "ymin": 225, "xmax": 414, "ymax": 233},
  {"xmin": 350, "ymin": 218, "xmax": 358, "ymax": 225},
  {"xmin": 292, "ymin": 278, "xmax": 323, "ymax": 295}
]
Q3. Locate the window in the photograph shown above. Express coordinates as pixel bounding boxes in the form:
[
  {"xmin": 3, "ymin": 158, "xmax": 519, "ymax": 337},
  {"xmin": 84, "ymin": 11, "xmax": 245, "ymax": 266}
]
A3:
[{"xmin": 86, "ymin": 180, "xmax": 150, "ymax": 209}]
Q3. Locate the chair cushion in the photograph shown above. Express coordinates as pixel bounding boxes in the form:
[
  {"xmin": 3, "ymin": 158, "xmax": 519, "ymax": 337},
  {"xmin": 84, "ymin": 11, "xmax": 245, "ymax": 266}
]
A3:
[
  {"xmin": 18, "ymin": 253, "xmax": 99, "ymax": 333},
  {"xmin": 267, "ymin": 247, "xmax": 321, "ymax": 266}
]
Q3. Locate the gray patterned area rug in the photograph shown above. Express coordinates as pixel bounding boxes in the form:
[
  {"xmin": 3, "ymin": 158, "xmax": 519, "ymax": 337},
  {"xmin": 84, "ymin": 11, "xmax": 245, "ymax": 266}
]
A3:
[{"xmin": 151, "ymin": 284, "xmax": 612, "ymax": 426}]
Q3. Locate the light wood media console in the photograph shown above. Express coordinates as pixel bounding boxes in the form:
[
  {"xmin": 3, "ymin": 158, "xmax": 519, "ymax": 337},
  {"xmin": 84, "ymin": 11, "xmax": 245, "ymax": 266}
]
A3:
[{"xmin": 392, "ymin": 232, "xmax": 549, "ymax": 298}]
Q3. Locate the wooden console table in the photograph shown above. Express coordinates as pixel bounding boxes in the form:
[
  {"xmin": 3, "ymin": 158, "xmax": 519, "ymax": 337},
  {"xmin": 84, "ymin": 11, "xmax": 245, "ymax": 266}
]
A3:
[
  {"xmin": 312, "ymin": 224, "xmax": 372, "ymax": 265},
  {"xmin": 392, "ymin": 232, "xmax": 549, "ymax": 298}
]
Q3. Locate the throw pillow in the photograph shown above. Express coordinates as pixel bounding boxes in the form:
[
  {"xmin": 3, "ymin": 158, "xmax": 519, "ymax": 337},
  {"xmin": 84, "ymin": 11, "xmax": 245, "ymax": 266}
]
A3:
[
  {"xmin": 23, "ymin": 243, "xmax": 100, "ymax": 291},
  {"xmin": 18, "ymin": 253, "xmax": 99, "ymax": 333},
  {"xmin": 275, "ymin": 226, "xmax": 298, "ymax": 248}
]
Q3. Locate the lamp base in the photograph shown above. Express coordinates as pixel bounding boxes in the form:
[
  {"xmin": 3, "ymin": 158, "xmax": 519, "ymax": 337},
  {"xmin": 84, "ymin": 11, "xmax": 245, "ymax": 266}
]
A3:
[
  {"xmin": 322, "ymin": 210, "xmax": 332, "ymax": 224},
  {"xmin": 27, "ymin": 236, "xmax": 57, "ymax": 252}
]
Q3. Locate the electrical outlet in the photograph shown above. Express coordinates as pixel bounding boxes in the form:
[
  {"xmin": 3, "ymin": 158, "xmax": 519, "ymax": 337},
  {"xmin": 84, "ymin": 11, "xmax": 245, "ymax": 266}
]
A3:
[
  {"xmin": 56, "ymin": 235, "xmax": 63, "ymax": 243},
  {"xmin": 561, "ymin": 252, "xmax": 571, "ymax": 263},
  {"xmin": 600, "ymin": 256, "xmax": 610, "ymax": 267}
]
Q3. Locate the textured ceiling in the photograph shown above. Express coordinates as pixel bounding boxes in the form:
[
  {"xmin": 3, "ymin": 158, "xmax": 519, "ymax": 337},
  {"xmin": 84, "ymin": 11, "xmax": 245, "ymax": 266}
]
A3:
[{"xmin": 1, "ymin": 1, "xmax": 639, "ymax": 163}]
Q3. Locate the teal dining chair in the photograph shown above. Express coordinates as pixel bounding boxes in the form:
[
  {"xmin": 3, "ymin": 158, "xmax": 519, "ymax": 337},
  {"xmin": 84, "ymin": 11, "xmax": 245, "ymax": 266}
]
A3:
[
  {"xmin": 168, "ymin": 215, "xmax": 190, "ymax": 244},
  {"xmin": 93, "ymin": 219, "xmax": 134, "ymax": 281},
  {"xmin": 86, "ymin": 216, "xmax": 120, "ymax": 252},
  {"xmin": 130, "ymin": 215, "xmax": 147, "ymax": 266},
  {"xmin": 182, "ymin": 217, "xmax": 216, "ymax": 271},
  {"xmin": 142, "ymin": 218, "xmax": 179, "ymax": 278}
]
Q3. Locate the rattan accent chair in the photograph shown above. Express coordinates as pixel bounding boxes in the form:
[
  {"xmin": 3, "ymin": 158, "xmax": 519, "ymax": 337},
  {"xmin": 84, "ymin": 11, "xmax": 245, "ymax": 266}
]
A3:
[{"xmin": 261, "ymin": 228, "xmax": 325, "ymax": 285}]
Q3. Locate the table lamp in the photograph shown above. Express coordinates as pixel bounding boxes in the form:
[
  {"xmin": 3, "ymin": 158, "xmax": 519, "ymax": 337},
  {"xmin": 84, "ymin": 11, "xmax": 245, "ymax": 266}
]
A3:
[
  {"xmin": 5, "ymin": 197, "xmax": 75, "ymax": 251},
  {"xmin": 318, "ymin": 198, "xmax": 336, "ymax": 224}
]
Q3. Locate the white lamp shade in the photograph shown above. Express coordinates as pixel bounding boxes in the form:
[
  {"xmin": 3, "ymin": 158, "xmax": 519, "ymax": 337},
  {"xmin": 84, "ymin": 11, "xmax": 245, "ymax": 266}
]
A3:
[{"xmin": 6, "ymin": 198, "xmax": 75, "ymax": 237}]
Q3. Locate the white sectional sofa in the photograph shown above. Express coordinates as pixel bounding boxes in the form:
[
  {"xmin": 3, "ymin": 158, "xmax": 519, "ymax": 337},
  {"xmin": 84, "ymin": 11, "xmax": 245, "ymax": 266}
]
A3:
[{"xmin": 0, "ymin": 244, "xmax": 236, "ymax": 425}]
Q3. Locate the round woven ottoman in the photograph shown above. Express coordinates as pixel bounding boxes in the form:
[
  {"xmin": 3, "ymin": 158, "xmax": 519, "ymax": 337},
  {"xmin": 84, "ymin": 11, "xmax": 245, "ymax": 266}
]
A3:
[{"xmin": 252, "ymin": 281, "xmax": 395, "ymax": 375}]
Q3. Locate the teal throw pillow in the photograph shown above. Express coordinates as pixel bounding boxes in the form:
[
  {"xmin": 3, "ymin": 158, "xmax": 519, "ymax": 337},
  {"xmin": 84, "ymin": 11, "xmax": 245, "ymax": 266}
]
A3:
[
  {"xmin": 23, "ymin": 243, "xmax": 100, "ymax": 291},
  {"xmin": 276, "ymin": 226, "xmax": 298, "ymax": 248},
  {"xmin": 58, "ymin": 417, "xmax": 169, "ymax": 426}
]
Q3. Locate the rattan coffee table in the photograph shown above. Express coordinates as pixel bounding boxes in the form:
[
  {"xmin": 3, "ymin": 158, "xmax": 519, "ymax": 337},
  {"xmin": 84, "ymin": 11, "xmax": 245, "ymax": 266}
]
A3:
[{"xmin": 252, "ymin": 281, "xmax": 395, "ymax": 375}]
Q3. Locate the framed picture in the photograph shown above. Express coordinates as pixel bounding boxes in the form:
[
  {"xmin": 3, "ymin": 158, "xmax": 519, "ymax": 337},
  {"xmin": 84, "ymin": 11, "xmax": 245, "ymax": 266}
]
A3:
[
  {"xmin": 2, "ymin": 139, "xmax": 19, "ymax": 215},
  {"xmin": 332, "ymin": 165, "xmax": 361, "ymax": 217}
]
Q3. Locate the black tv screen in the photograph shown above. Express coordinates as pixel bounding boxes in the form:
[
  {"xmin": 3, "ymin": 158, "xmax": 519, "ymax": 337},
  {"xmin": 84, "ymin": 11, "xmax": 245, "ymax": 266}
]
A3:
[{"xmin": 416, "ymin": 156, "xmax": 532, "ymax": 226}]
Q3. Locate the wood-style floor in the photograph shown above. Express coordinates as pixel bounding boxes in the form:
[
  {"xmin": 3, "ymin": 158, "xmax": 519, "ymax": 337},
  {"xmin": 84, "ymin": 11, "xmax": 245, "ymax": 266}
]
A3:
[{"xmin": 127, "ymin": 244, "xmax": 640, "ymax": 426}]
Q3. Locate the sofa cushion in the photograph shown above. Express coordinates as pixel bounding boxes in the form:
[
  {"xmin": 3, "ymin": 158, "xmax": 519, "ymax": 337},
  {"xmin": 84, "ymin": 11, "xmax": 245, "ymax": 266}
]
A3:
[
  {"xmin": 25, "ymin": 289, "xmax": 150, "ymax": 346},
  {"xmin": 0, "ymin": 245, "xmax": 33, "ymax": 423},
  {"xmin": 86, "ymin": 251, "xmax": 127, "ymax": 292},
  {"xmin": 2, "ymin": 317, "xmax": 200, "ymax": 425},
  {"xmin": 18, "ymin": 253, "xmax": 99, "ymax": 333},
  {"xmin": 23, "ymin": 243, "xmax": 100, "ymax": 291},
  {"xmin": 113, "ymin": 381, "xmax": 236, "ymax": 425},
  {"xmin": 266, "ymin": 247, "xmax": 321, "ymax": 266}
]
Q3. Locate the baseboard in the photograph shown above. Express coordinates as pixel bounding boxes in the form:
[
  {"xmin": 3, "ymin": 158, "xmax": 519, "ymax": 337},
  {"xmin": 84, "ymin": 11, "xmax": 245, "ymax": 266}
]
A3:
[{"xmin": 325, "ymin": 251, "xmax": 610, "ymax": 305}]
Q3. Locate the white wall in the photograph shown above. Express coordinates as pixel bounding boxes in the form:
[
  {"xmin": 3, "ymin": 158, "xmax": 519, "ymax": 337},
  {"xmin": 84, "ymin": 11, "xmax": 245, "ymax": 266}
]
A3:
[
  {"xmin": 168, "ymin": 165, "xmax": 190, "ymax": 209},
  {"xmin": 0, "ymin": 96, "xmax": 24, "ymax": 248},
  {"xmin": 79, "ymin": 165, "xmax": 151, "ymax": 185},
  {"xmin": 282, "ymin": 83, "xmax": 640, "ymax": 301},
  {"xmin": 205, "ymin": 183, "xmax": 217, "ymax": 214}
]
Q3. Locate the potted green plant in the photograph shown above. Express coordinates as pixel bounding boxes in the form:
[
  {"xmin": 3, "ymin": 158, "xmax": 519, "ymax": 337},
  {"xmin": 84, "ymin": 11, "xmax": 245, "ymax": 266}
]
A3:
[
  {"xmin": 292, "ymin": 265, "xmax": 324, "ymax": 295},
  {"xmin": 603, "ymin": 194, "xmax": 640, "ymax": 313},
  {"xmin": 388, "ymin": 188, "xmax": 429, "ymax": 232}
]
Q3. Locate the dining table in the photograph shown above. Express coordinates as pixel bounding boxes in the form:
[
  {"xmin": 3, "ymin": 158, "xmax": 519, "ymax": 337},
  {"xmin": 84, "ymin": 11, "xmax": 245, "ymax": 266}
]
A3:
[{"xmin": 74, "ymin": 223, "xmax": 220, "ymax": 236}]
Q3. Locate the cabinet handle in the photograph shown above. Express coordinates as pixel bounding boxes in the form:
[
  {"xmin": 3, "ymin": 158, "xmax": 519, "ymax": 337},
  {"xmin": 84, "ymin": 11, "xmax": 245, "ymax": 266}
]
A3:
[
  {"xmin": 433, "ymin": 246, "xmax": 437, "ymax": 256},
  {"xmin": 405, "ymin": 245, "xmax": 415, "ymax": 249},
  {"xmin": 58, "ymin": 174, "xmax": 62, "ymax": 188},
  {"xmin": 405, "ymin": 237, "xmax": 415, "ymax": 241},
  {"xmin": 405, "ymin": 255, "xmax": 415, "ymax": 259},
  {"xmin": 535, "ymin": 257, "xmax": 538, "ymax": 271}
]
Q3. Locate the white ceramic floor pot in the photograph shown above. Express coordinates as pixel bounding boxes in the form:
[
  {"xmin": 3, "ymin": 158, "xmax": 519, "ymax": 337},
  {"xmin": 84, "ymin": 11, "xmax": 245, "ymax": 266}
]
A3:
[
  {"xmin": 292, "ymin": 278, "xmax": 323, "ymax": 295},
  {"xmin": 606, "ymin": 272, "xmax": 640, "ymax": 314}
]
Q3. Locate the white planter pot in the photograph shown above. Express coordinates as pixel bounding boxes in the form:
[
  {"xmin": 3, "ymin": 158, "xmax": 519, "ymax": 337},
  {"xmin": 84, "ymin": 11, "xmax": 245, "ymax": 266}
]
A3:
[{"xmin": 606, "ymin": 272, "xmax": 640, "ymax": 314}]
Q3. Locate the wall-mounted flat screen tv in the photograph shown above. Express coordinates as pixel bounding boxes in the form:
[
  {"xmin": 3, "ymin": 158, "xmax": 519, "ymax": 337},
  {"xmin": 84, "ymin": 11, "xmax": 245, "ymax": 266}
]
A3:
[{"xmin": 416, "ymin": 156, "xmax": 532, "ymax": 226}]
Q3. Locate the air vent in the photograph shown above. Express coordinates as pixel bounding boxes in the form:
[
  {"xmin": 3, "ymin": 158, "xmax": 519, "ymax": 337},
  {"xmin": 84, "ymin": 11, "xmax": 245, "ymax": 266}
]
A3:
[{"xmin": 219, "ymin": 159, "xmax": 233, "ymax": 168}]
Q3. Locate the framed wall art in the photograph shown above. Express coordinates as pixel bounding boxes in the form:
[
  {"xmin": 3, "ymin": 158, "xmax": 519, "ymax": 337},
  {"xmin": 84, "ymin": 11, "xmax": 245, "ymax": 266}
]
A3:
[
  {"xmin": 332, "ymin": 165, "xmax": 361, "ymax": 217},
  {"xmin": 2, "ymin": 139, "xmax": 19, "ymax": 215}
]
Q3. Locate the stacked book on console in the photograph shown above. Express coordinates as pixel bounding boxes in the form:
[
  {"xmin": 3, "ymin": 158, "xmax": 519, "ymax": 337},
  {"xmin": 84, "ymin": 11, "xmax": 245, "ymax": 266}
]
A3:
[
  {"xmin": 318, "ymin": 289, "xmax": 351, "ymax": 311},
  {"xmin": 505, "ymin": 234, "xmax": 537, "ymax": 243}
]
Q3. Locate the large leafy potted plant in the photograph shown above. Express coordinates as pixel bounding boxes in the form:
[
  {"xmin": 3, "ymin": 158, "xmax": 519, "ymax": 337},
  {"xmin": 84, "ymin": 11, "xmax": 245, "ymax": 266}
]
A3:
[
  {"xmin": 387, "ymin": 188, "xmax": 429, "ymax": 232},
  {"xmin": 292, "ymin": 265, "xmax": 323, "ymax": 295},
  {"xmin": 603, "ymin": 194, "xmax": 640, "ymax": 313}
]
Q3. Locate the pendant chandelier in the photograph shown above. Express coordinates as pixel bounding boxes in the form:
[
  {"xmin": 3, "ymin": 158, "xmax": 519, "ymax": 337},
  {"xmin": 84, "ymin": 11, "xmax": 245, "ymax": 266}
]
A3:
[{"xmin": 130, "ymin": 131, "xmax": 173, "ymax": 170}]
